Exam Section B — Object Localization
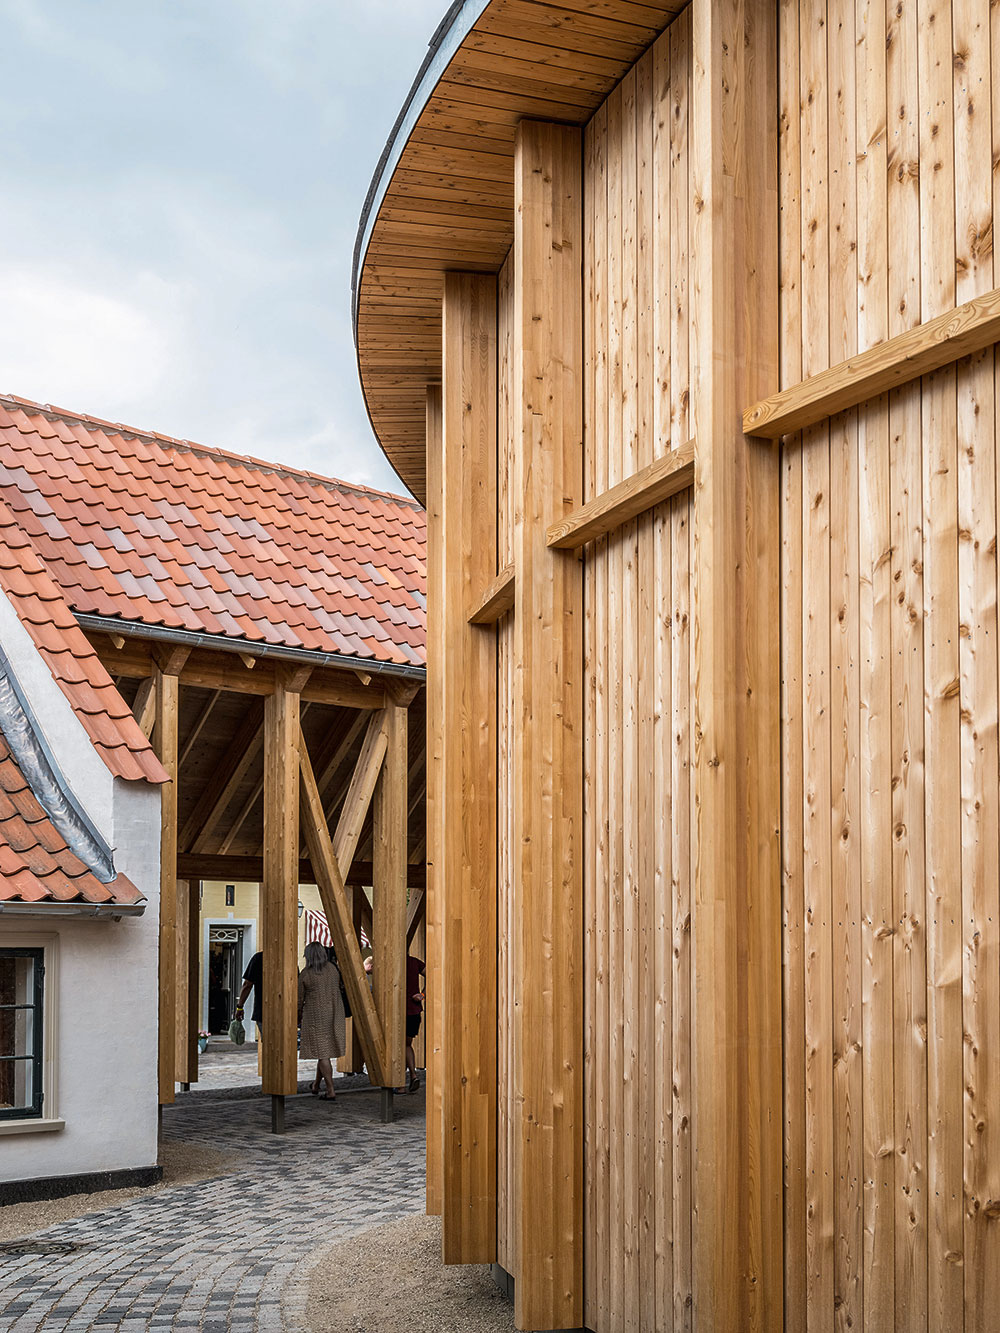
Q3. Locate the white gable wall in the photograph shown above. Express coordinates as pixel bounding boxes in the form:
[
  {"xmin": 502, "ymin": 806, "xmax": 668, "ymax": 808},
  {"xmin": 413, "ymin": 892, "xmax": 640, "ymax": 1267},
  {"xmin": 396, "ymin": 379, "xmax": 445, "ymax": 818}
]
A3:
[{"xmin": 0, "ymin": 589, "xmax": 160, "ymax": 1185}]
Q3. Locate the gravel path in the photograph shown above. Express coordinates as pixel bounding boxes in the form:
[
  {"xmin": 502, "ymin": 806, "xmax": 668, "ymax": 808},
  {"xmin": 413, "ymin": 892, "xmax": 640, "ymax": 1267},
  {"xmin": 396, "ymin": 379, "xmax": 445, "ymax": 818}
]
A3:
[{"xmin": 0, "ymin": 1087, "xmax": 424, "ymax": 1331}]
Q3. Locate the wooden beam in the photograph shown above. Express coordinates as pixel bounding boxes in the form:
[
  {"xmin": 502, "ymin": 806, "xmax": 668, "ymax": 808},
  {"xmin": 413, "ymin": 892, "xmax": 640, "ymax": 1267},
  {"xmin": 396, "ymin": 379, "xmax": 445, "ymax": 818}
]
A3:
[
  {"xmin": 90, "ymin": 635, "xmax": 390, "ymax": 710},
  {"xmin": 545, "ymin": 439, "xmax": 695, "ymax": 549},
  {"xmin": 374, "ymin": 700, "xmax": 409, "ymax": 1089},
  {"xmin": 743, "ymin": 284, "xmax": 1000, "ymax": 439},
  {"xmin": 174, "ymin": 852, "xmax": 426, "ymax": 889},
  {"xmin": 440, "ymin": 270, "xmax": 499, "ymax": 1266},
  {"xmin": 180, "ymin": 699, "xmax": 265, "ymax": 854},
  {"xmin": 511, "ymin": 121, "xmax": 583, "ymax": 1331},
  {"xmin": 132, "ymin": 676, "xmax": 156, "ymax": 739},
  {"xmin": 155, "ymin": 667, "xmax": 180, "ymax": 1105},
  {"xmin": 314, "ymin": 712, "xmax": 370, "ymax": 802},
  {"xmin": 425, "ymin": 381, "xmax": 445, "ymax": 1217},
  {"xmin": 467, "ymin": 564, "xmax": 515, "ymax": 625},
  {"xmin": 300, "ymin": 734, "xmax": 387, "ymax": 1085},
  {"xmin": 155, "ymin": 644, "xmax": 191, "ymax": 677},
  {"xmin": 220, "ymin": 702, "xmax": 313, "ymax": 858},
  {"xmin": 261, "ymin": 682, "xmax": 300, "ymax": 1097},
  {"xmin": 690, "ymin": 0, "xmax": 783, "ymax": 1324},
  {"xmin": 332, "ymin": 711, "xmax": 388, "ymax": 875},
  {"xmin": 174, "ymin": 879, "xmax": 200, "ymax": 1086}
]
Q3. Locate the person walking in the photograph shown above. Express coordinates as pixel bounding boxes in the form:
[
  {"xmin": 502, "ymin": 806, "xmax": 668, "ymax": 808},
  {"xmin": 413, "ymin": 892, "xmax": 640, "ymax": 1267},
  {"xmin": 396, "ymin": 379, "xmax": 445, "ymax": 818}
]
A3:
[{"xmin": 298, "ymin": 941, "xmax": 346, "ymax": 1100}]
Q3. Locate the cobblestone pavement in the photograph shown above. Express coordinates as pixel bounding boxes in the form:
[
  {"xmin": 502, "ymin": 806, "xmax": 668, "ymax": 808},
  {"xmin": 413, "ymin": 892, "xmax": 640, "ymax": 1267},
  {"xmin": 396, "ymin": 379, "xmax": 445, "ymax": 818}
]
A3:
[{"xmin": 0, "ymin": 1087, "xmax": 425, "ymax": 1331}]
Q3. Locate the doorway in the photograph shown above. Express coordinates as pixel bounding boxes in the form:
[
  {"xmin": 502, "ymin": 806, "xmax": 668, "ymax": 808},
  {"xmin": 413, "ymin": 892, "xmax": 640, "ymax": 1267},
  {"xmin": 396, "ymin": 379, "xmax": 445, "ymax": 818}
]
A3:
[{"xmin": 207, "ymin": 926, "xmax": 244, "ymax": 1034}]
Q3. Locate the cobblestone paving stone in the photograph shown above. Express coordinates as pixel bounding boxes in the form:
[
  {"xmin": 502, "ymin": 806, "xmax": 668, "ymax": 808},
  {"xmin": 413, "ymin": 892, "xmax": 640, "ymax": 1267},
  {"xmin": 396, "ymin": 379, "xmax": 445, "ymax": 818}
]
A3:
[{"xmin": 0, "ymin": 1088, "xmax": 425, "ymax": 1331}]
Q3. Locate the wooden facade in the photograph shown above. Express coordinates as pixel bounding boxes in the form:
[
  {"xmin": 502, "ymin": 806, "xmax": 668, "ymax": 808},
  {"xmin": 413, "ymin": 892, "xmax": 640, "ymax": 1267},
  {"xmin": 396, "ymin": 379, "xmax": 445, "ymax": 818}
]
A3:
[{"xmin": 355, "ymin": 0, "xmax": 1000, "ymax": 1327}]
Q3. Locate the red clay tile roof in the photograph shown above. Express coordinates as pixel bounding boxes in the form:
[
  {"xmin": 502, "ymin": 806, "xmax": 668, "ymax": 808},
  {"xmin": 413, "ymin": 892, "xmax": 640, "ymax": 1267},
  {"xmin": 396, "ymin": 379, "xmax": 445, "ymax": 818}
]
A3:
[
  {"xmin": 0, "ymin": 495, "xmax": 168, "ymax": 785},
  {"xmin": 0, "ymin": 395, "xmax": 427, "ymax": 669},
  {"xmin": 0, "ymin": 733, "xmax": 144, "ymax": 907}
]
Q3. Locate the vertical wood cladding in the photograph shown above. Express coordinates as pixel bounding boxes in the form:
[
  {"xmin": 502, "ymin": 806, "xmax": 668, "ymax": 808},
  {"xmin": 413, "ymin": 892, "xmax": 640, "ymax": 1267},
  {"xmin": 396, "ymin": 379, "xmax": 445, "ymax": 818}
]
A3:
[
  {"xmin": 582, "ymin": 14, "xmax": 695, "ymax": 1331},
  {"xmin": 780, "ymin": 0, "xmax": 1000, "ymax": 1326}
]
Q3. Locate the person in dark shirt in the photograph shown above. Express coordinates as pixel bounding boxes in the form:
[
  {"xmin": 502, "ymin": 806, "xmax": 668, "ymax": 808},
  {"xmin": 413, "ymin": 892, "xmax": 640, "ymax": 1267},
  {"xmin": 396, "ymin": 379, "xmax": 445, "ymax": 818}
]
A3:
[
  {"xmin": 405, "ymin": 954, "xmax": 425, "ymax": 1094},
  {"xmin": 235, "ymin": 950, "xmax": 263, "ymax": 1030}
]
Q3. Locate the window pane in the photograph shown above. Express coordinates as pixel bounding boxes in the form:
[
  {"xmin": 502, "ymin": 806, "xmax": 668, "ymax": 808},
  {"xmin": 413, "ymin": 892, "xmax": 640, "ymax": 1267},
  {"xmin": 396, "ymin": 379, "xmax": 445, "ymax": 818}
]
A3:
[{"xmin": 0, "ymin": 951, "xmax": 42, "ymax": 1115}]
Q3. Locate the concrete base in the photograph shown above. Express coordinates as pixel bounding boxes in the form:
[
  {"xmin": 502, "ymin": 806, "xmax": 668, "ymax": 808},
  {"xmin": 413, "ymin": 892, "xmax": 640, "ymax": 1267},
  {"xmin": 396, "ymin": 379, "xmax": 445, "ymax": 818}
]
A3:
[{"xmin": 0, "ymin": 1164, "xmax": 162, "ymax": 1207}]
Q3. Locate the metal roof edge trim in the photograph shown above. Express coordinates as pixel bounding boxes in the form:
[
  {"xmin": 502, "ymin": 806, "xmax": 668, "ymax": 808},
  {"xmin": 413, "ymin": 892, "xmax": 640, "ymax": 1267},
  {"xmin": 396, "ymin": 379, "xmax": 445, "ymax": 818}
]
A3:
[
  {"xmin": 350, "ymin": 0, "xmax": 492, "ymax": 334},
  {"xmin": 75, "ymin": 615, "xmax": 427, "ymax": 683},
  {"xmin": 0, "ymin": 901, "xmax": 145, "ymax": 918},
  {"xmin": 0, "ymin": 645, "xmax": 118, "ymax": 881}
]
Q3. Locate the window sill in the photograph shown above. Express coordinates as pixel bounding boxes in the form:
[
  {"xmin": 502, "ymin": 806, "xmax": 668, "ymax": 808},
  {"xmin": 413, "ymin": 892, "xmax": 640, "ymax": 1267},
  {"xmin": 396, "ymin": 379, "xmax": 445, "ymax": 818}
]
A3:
[{"xmin": 0, "ymin": 1117, "xmax": 64, "ymax": 1137}]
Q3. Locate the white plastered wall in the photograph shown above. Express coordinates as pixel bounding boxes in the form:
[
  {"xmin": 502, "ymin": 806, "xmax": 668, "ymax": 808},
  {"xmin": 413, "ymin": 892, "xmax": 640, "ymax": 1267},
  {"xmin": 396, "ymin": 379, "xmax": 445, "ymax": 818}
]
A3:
[{"xmin": 0, "ymin": 590, "xmax": 160, "ymax": 1183}]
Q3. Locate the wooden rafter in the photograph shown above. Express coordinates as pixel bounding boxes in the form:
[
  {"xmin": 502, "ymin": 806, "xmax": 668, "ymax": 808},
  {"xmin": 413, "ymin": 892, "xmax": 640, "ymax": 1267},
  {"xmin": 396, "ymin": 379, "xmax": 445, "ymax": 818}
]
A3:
[
  {"xmin": 179, "ymin": 699, "xmax": 265, "ymax": 854},
  {"xmin": 132, "ymin": 676, "xmax": 156, "ymax": 739},
  {"xmin": 218, "ymin": 702, "xmax": 314, "ymax": 857},
  {"xmin": 179, "ymin": 690, "xmax": 222, "ymax": 768}
]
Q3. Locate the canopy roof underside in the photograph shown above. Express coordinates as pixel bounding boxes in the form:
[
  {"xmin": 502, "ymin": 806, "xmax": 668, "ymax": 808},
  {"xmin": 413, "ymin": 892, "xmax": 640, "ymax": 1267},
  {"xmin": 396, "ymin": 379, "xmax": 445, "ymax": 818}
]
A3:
[{"xmin": 353, "ymin": 0, "xmax": 687, "ymax": 502}]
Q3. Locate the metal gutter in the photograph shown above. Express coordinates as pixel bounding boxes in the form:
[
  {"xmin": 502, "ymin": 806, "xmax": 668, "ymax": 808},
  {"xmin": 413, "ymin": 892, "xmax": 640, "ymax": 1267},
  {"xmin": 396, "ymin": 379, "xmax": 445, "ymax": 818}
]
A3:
[
  {"xmin": 75, "ymin": 614, "xmax": 427, "ymax": 683},
  {"xmin": 350, "ymin": 0, "xmax": 492, "ymax": 334},
  {"xmin": 0, "ymin": 902, "xmax": 144, "ymax": 919}
]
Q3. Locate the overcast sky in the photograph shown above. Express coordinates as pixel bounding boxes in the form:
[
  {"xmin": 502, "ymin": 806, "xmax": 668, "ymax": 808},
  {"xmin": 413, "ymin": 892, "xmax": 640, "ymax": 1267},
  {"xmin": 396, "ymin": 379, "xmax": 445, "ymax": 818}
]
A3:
[{"xmin": 0, "ymin": 0, "xmax": 445, "ymax": 497}]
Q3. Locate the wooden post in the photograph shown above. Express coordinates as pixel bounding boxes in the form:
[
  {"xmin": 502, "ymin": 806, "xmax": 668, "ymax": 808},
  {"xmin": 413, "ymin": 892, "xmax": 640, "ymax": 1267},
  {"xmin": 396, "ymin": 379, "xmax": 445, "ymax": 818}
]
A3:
[
  {"xmin": 174, "ymin": 879, "xmax": 200, "ymax": 1086},
  {"xmin": 425, "ymin": 382, "xmax": 445, "ymax": 1217},
  {"xmin": 690, "ymin": 0, "xmax": 782, "ymax": 1325},
  {"xmin": 155, "ymin": 655, "xmax": 184, "ymax": 1105},
  {"xmin": 439, "ymin": 273, "xmax": 499, "ymax": 1264},
  {"xmin": 262, "ymin": 674, "xmax": 301, "ymax": 1098},
  {"xmin": 512, "ymin": 120, "xmax": 584, "ymax": 1331},
  {"xmin": 373, "ymin": 700, "xmax": 408, "ymax": 1090}
]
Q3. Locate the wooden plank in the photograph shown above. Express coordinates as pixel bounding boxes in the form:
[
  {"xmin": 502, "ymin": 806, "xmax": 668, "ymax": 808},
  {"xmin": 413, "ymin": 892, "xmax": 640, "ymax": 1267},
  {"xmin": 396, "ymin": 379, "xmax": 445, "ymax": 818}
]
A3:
[
  {"xmin": 405, "ymin": 887, "xmax": 425, "ymax": 947},
  {"xmin": 261, "ymin": 681, "xmax": 299, "ymax": 1098},
  {"xmin": 425, "ymin": 382, "xmax": 445, "ymax": 1218},
  {"xmin": 667, "ymin": 19, "xmax": 692, "ymax": 1327},
  {"xmin": 545, "ymin": 439, "xmax": 695, "ymax": 549},
  {"xmin": 855, "ymin": 0, "xmax": 895, "ymax": 1322},
  {"xmin": 511, "ymin": 119, "xmax": 584, "ymax": 1332},
  {"xmin": 953, "ymin": 0, "xmax": 1000, "ymax": 1319},
  {"xmin": 777, "ymin": 0, "xmax": 805, "ymax": 1319},
  {"xmin": 441, "ymin": 271, "xmax": 498, "ymax": 1266},
  {"xmin": 155, "ymin": 667, "xmax": 179, "ymax": 1105},
  {"xmin": 373, "ymin": 700, "xmax": 408, "ymax": 1089},
  {"xmin": 743, "ymin": 285, "xmax": 1000, "ymax": 440},
  {"xmin": 917, "ymin": 0, "xmax": 963, "ymax": 1316},
  {"xmin": 689, "ymin": 0, "xmax": 782, "ymax": 1327},
  {"xmin": 173, "ymin": 853, "xmax": 424, "ymax": 888},
  {"xmin": 467, "ymin": 564, "xmax": 515, "ymax": 624},
  {"xmin": 299, "ymin": 736, "xmax": 387, "ymax": 1086},
  {"xmin": 885, "ymin": 0, "xmax": 927, "ymax": 1313}
]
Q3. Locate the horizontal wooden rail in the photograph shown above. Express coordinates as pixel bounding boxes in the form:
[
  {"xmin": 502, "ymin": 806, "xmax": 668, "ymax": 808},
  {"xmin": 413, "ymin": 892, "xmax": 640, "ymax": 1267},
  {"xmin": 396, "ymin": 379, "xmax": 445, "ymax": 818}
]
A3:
[
  {"xmin": 545, "ymin": 440, "xmax": 696, "ymax": 550},
  {"xmin": 468, "ymin": 564, "xmax": 515, "ymax": 625},
  {"xmin": 176, "ymin": 852, "xmax": 426, "ymax": 889},
  {"xmin": 743, "ymin": 284, "xmax": 1000, "ymax": 438}
]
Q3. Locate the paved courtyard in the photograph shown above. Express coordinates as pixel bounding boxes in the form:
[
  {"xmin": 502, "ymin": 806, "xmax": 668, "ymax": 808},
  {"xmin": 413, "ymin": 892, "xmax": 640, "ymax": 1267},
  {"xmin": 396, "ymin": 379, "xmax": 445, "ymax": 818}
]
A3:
[{"xmin": 0, "ymin": 1085, "xmax": 425, "ymax": 1331}]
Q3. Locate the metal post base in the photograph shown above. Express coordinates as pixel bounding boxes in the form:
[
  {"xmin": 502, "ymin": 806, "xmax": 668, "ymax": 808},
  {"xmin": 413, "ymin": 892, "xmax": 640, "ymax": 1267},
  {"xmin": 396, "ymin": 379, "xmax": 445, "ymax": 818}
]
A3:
[
  {"xmin": 271, "ymin": 1094, "xmax": 285, "ymax": 1134},
  {"xmin": 380, "ymin": 1087, "xmax": 395, "ymax": 1123}
]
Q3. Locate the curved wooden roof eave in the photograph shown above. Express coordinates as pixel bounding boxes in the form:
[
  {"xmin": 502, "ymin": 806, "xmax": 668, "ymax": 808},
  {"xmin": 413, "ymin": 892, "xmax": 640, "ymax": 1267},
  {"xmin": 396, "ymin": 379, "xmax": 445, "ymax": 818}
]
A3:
[{"xmin": 352, "ymin": 0, "xmax": 688, "ymax": 503}]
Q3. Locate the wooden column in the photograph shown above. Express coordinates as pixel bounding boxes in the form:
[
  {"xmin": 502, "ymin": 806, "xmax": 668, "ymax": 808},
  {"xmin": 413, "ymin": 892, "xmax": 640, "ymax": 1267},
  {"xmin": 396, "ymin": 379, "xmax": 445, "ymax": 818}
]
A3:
[
  {"xmin": 373, "ymin": 699, "xmax": 408, "ymax": 1089},
  {"xmin": 262, "ymin": 674, "xmax": 301, "ymax": 1097},
  {"xmin": 690, "ymin": 0, "xmax": 782, "ymax": 1325},
  {"xmin": 425, "ymin": 383, "xmax": 445, "ymax": 1217},
  {"xmin": 512, "ymin": 121, "xmax": 584, "ymax": 1331},
  {"xmin": 440, "ymin": 273, "xmax": 498, "ymax": 1265},
  {"xmin": 156, "ymin": 666, "xmax": 180, "ymax": 1105},
  {"xmin": 174, "ymin": 879, "xmax": 200, "ymax": 1085}
]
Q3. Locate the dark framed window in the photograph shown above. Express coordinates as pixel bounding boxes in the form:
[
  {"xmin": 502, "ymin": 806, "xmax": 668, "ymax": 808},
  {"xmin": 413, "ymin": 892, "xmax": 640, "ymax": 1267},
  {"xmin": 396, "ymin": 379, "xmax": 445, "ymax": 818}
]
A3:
[
  {"xmin": 225, "ymin": 884, "xmax": 235, "ymax": 907},
  {"xmin": 0, "ymin": 947, "xmax": 44, "ymax": 1120}
]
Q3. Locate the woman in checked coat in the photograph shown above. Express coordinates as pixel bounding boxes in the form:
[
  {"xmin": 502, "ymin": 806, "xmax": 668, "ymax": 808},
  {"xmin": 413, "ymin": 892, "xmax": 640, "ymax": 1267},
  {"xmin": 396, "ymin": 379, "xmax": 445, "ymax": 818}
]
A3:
[{"xmin": 298, "ymin": 940, "xmax": 346, "ymax": 1100}]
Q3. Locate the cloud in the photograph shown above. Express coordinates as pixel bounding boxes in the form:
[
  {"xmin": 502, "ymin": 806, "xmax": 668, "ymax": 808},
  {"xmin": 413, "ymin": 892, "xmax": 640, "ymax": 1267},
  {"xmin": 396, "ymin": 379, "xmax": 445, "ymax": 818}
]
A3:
[{"xmin": 0, "ymin": 264, "xmax": 187, "ymax": 418}]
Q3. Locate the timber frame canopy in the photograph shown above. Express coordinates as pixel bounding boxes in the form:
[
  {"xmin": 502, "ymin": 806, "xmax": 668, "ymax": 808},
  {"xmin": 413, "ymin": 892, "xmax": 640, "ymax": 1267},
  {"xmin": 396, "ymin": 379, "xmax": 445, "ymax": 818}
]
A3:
[
  {"xmin": 352, "ymin": 0, "xmax": 688, "ymax": 499},
  {"xmin": 0, "ymin": 396, "xmax": 427, "ymax": 1113}
]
